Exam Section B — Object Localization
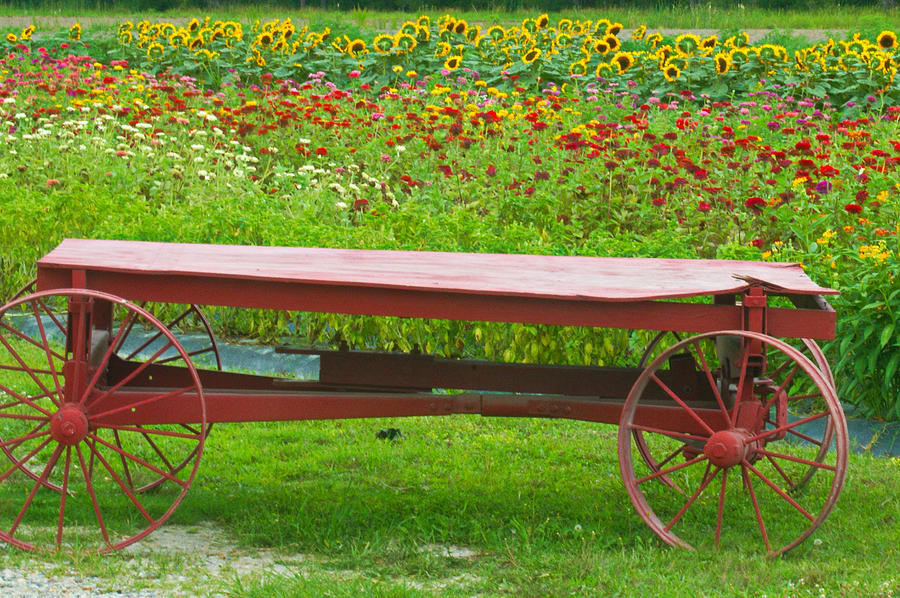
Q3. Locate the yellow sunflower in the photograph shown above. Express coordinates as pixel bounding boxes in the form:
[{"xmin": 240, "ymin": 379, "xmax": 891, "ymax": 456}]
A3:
[
  {"xmin": 6, "ymin": 33, "xmax": 17, "ymax": 43},
  {"xmin": 632, "ymin": 25, "xmax": 646, "ymax": 41},
  {"xmin": 394, "ymin": 32, "xmax": 417, "ymax": 53},
  {"xmin": 146, "ymin": 42, "xmax": 165, "ymax": 60},
  {"xmin": 700, "ymin": 35, "xmax": 717, "ymax": 54},
  {"xmin": 569, "ymin": 58, "xmax": 589, "ymax": 76},
  {"xmin": 536, "ymin": 14, "xmax": 550, "ymax": 29},
  {"xmin": 373, "ymin": 34, "xmax": 394, "ymax": 54},
  {"xmin": 522, "ymin": 46, "xmax": 542, "ymax": 63},
  {"xmin": 604, "ymin": 33, "xmax": 620, "ymax": 53},
  {"xmin": 347, "ymin": 39, "xmax": 366, "ymax": 58},
  {"xmin": 663, "ymin": 62, "xmax": 681, "ymax": 81},
  {"xmin": 877, "ymin": 31, "xmax": 897, "ymax": 50},
  {"xmin": 69, "ymin": 23, "xmax": 82, "ymax": 41},
  {"xmin": 714, "ymin": 52, "xmax": 731, "ymax": 75},
  {"xmin": 607, "ymin": 22, "xmax": 623, "ymax": 36},
  {"xmin": 434, "ymin": 41, "xmax": 451, "ymax": 58},
  {"xmin": 453, "ymin": 19, "xmax": 468, "ymax": 36},
  {"xmin": 612, "ymin": 51, "xmax": 634, "ymax": 74},
  {"xmin": 417, "ymin": 15, "xmax": 430, "ymax": 29},
  {"xmin": 444, "ymin": 55, "xmax": 462, "ymax": 70}
]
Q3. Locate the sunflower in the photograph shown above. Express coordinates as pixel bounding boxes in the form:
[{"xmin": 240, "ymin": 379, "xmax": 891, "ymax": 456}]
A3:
[
  {"xmin": 400, "ymin": 20, "xmax": 418, "ymax": 36},
  {"xmin": 521, "ymin": 18, "xmax": 537, "ymax": 33},
  {"xmin": 675, "ymin": 33, "xmax": 700, "ymax": 55},
  {"xmin": 347, "ymin": 38, "xmax": 366, "ymax": 58},
  {"xmin": 632, "ymin": 25, "xmax": 646, "ymax": 41},
  {"xmin": 595, "ymin": 62, "xmax": 613, "ymax": 77},
  {"xmin": 434, "ymin": 41, "xmax": 451, "ymax": 58},
  {"xmin": 257, "ymin": 31, "xmax": 273, "ymax": 46},
  {"xmin": 118, "ymin": 30, "xmax": 133, "ymax": 45},
  {"xmin": 725, "ymin": 32, "xmax": 749, "ymax": 48},
  {"xmin": 607, "ymin": 22, "xmax": 623, "ymax": 36},
  {"xmin": 594, "ymin": 18, "xmax": 611, "ymax": 33},
  {"xmin": 451, "ymin": 19, "xmax": 468, "ymax": 36},
  {"xmin": 558, "ymin": 18, "xmax": 573, "ymax": 33},
  {"xmin": 187, "ymin": 18, "xmax": 201, "ymax": 33},
  {"xmin": 281, "ymin": 22, "xmax": 295, "ymax": 40},
  {"xmin": 21, "ymin": 25, "xmax": 35, "ymax": 40},
  {"xmin": 700, "ymin": 35, "xmax": 717, "ymax": 54},
  {"xmin": 714, "ymin": 52, "xmax": 731, "ymax": 75},
  {"xmin": 169, "ymin": 31, "xmax": 190, "ymax": 47},
  {"xmin": 208, "ymin": 28, "xmax": 223, "ymax": 43},
  {"xmin": 444, "ymin": 55, "xmax": 462, "ymax": 70},
  {"xmin": 593, "ymin": 40, "xmax": 610, "ymax": 54},
  {"xmin": 869, "ymin": 51, "xmax": 889, "ymax": 71},
  {"xmin": 394, "ymin": 32, "xmax": 417, "ymax": 53},
  {"xmin": 758, "ymin": 44, "xmax": 787, "ymax": 62},
  {"xmin": 466, "ymin": 25, "xmax": 481, "ymax": 43},
  {"xmin": 645, "ymin": 32, "xmax": 663, "ymax": 48},
  {"xmin": 554, "ymin": 33, "xmax": 573, "ymax": 48},
  {"xmin": 373, "ymin": 33, "xmax": 394, "ymax": 54},
  {"xmin": 417, "ymin": 15, "xmax": 430, "ymax": 29},
  {"xmin": 189, "ymin": 36, "xmax": 203, "ymax": 51},
  {"xmin": 604, "ymin": 34, "xmax": 620, "ymax": 53},
  {"xmin": 663, "ymin": 62, "xmax": 681, "ymax": 81},
  {"xmin": 6, "ymin": 33, "xmax": 17, "ymax": 43},
  {"xmin": 146, "ymin": 42, "xmax": 165, "ymax": 60},
  {"xmin": 416, "ymin": 25, "xmax": 430, "ymax": 43},
  {"xmin": 69, "ymin": 23, "xmax": 81, "ymax": 41},
  {"xmin": 569, "ymin": 58, "xmax": 589, "ymax": 76},
  {"xmin": 487, "ymin": 25, "xmax": 505, "ymax": 41},
  {"xmin": 118, "ymin": 21, "xmax": 133, "ymax": 36},
  {"xmin": 612, "ymin": 51, "xmax": 634, "ymax": 74},
  {"xmin": 536, "ymin": 14, "xmax": 550, "ymax": 29},
  {"xmin": 522, "ymin": 46, "xmax": 541, "ymax": 63}
]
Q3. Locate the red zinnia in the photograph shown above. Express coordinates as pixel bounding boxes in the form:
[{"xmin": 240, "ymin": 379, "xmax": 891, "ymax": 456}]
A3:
[
  {"xmin": 315, "ymin": 147, "xmax": 328, "ymax": 156},
  {"xmin": 844, "ymin": 203, "xmax": 862, "ymax": 214}
]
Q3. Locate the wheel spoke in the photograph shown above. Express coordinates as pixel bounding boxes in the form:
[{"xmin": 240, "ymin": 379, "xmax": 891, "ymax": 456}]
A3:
[
  {"xmin": 692, "ymin": 340, "xmax": 733, "ymax": 427},
  {"xmin": 0, "ymin": 333, "xmax": 58, "ymax": 410},
  {"xmin": 714, "ymin": 468, "xmax": 728, "ymax": 547},
  {"xmin": 746, "ymin": 411, "xmax": 829, "ymax": 444},
  {"xmin": 86, "ymin": 432, "xmax": 190, "ymax": 488},
  {"xmin": 9, "ymin": 444, "xmax": 63, "ymax": 536},
  {"xmin": 56, "ymin": 447, "xmax": 72, "ymax": 548},
  {"xmin": 78, "ymin": 311, "xmax": 139, "ymax": 406},
  {"xmin": 635, "ymin": 453, "xmax": 708, "ymax": 485},
  {"xmin": 628, "ymin": 423, "xmax": 709, "ymax": 444},
  {"xmin": 112, "ymin": 429, "xmax": 135, "ymax": 489},
  {"xmin": 96, "ymin": 424, "xmax": 202, "ymax": 440},
  {"xmin": 650, "ymin": 374, "xmax": 716, "ymax": 435},
  {"xmin": 136, "ymin": 429, "xmax": 176, "ymax": 472},
  {"xmin": 664, "ymin": 463, "xmax": 719, "ymax": 532},
  {"xmin": 764, "ymin": 453, "xmax": 798, "ymax": 490},
  {"xmin": 0, "ymin": 382, "xmax": 54, "ymax": 418},
  {"xmin": 742, "ymin": 463, "xmax": 771, "ymax": 552},
  {"xmin": 0, "ymin": 437, "xmax": 52, "ymax": 482},
  {"xmin": 76, "ymin": 443, "xmax": 110, "ymax": 546},
  {"xmin": 744, "ymin": 460, "xmax": 815, "ymax": 521},
  {"xmin": 784, "ymin": 426, "xmax": 824, "ymax": 447},
  {"xmin": 84, "ymin": 340, "xmax": 176, "ymax": 410},
  {"xmin": 90, "ymin": 441, "xmax": 155, "ymax": 524},
  {"xmin": 157, "ymin": 345, "xmax": 215, "ymax": 365},
  {"xmin": 34, "ymin": 297, "xmax": 67, "ymax": 338},
  {"xmin": 31, "ymin": 301, "xmax": 64, "ymax": 407},
  {"xmin": 0, "ymin": 363, "xmax": 56, "ymax": 375},
  {"xmin": 0, "ymin": 428, "xmax": 50, "ymax": 449},
  {"xmin": 90, "ymin": 385, "xmax": 195, "ymax": 421},
  {"xmin": 757, "ymin": 449, "xmax": 837, "ymax": 472},
  {"xmin": 655, "ymin": 444, "xmax": 687, "ymax": 470},
  {"xmin": 0, "ymin": 320, "xmax": 65, "ymax": 362}
]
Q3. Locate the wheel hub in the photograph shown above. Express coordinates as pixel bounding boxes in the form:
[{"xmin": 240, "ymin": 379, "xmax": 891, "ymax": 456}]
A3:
[
  {"xmin": 704, "ymin": 430, "xmax": 749, "ymax": 468},
  {"xmin": 50, "ymin": 404, "xmax": 89, "ymax": 446}
]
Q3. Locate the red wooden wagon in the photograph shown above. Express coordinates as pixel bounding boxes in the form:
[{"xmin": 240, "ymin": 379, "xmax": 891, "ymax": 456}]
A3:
[{"xmin": 0, "ymin": 239, "xmax": 846, "ymax": 555}]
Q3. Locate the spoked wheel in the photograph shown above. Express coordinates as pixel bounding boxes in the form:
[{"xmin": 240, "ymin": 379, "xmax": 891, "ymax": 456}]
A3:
[
  {"xmin": 124, "ymin": 302, "xmax": 221, "ymax": 493},
  {"xmin": 618, "ymin": 330, "xmax": 847, "ymax": 556},
  {"xmin": 8, "ymin": 279, "xmax": 36, "ymax": 303},
  {"xmin": 0, "ymin": 289, "xmax": 206, "ymax": 551}
]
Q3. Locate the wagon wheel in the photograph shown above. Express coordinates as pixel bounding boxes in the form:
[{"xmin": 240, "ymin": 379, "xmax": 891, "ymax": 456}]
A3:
[
  {"xmin": 618, "ymin": 330, "xmax": 847, "ymax": 556},
  {"xmin": 124, "ymin": 302, "xmax": 221, "ymax": 493},
  {"xmin": 634, "ymin": 332, "xmax": 837, "ymax": 491},
  {"xmin": 0, "ymin": 298, "xmax": 220, "ymax": 495},
  {"xmin": 8, "ymin": 279, "xmax": 36, "ymax": 303},
  {"xmin": 0, "ymin": 289, "xmax": 205, "ymax": 551}
]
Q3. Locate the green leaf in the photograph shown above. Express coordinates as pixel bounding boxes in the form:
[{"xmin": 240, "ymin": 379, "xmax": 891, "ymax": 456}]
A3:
[
  {"xmin": 880, "ymin": 323, "xmax": 895, "ymax": 348},
  {"xmin": 885, "ymin": 352, "xmax": 900, "ymax": 387}
]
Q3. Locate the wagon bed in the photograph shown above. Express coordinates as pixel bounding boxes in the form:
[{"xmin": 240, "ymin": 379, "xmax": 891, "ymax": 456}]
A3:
[{"xmin": 36, "ymin": 239, "xmax": 837, "ymax": 337}]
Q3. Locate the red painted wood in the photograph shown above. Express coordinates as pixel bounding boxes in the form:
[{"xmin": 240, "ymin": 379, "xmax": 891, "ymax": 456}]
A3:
[
  {"xmin": 91, "ymin": 389, "xmax": 727, "ymax": 434},
  {"xmin": 38, "ymin": 239, "xmax": 836, "ymax": 302}
]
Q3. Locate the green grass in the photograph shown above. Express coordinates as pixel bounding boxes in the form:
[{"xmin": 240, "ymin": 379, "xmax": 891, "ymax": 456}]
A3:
[
  {"xmin": 1, "ymin": 414, "xmax": 899, "ymax": 596},
  {"xmin": 2, "ymin": 5, "xmax": 900, "ymax": 33}
]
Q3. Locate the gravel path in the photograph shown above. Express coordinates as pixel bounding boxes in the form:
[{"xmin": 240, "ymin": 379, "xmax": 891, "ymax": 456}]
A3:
[{"xmin": 0, "ymin": 568, "xmax": 166, "ymax": 597}]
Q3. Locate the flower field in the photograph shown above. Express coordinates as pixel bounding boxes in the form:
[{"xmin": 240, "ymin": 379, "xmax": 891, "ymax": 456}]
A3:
[{"xmin": 0, "ymin": 15, "xmax": 898, "ymax": 417}]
